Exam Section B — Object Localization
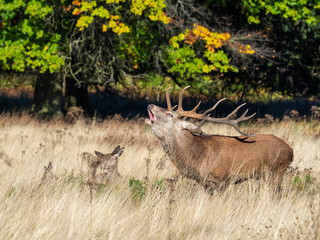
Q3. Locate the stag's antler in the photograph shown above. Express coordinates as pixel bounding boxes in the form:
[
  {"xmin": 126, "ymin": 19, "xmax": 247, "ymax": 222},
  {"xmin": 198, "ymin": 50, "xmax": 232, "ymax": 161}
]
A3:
[
  {"xmin": 166, "ymin": 87, "xmax": 173, "ymax": 111},
  {"xmin": 166, "ymin": 86, "xmax": 256, "ymax": 136}
]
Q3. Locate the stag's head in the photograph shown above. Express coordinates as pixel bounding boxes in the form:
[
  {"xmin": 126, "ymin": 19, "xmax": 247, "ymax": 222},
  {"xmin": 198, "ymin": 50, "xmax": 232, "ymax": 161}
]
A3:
[
  {"xmin": 145, "ymin": 86, "xmax": 256, "ymax": 139},
  {"xmin": 145, "ymin": 104, "xmax": 199, "ymax": 141},
  {"xmin": 145, "ymin": 87, "xmax": 202, "ymax": 141}
]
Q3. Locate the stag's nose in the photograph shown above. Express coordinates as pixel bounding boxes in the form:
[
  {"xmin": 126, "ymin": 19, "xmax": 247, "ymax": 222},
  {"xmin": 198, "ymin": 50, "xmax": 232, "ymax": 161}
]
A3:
[{"xmin": 148, "ymin": 104, "xmax": 155, "ymax": 110}]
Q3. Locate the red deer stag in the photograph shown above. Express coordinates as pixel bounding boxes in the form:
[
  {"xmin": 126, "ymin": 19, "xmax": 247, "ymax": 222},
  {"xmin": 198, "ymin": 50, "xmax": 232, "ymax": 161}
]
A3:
[{"xmin": 145, "ymin": 86, "xmax": 293, "ymax": 191}]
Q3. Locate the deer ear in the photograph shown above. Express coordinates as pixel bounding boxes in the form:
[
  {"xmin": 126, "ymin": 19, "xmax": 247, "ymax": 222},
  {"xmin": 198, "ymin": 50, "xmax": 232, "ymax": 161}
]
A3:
[
  {"xmin": 181, "ymin": 121, "xmax": 202, "ymax": 135},
  {"xmin": 111, "ymin": 145, "xmax": 121, "ymax": 155},
  {"xmin": 44, "ymin": 162, "xmax": 53, "ymax": 171},
  {"xmin": 113, "ymin": 147, "xmax": 125, "ymax": 158},
  {"xmin": 94, "ymin": 151, "xmax": 105, "ymax": 158}
]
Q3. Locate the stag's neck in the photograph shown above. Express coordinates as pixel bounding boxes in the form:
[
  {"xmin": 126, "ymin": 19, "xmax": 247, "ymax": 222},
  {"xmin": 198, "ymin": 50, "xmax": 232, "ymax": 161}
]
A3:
[{"xmin": 160, "ymin": 130, "xmax": 209, "ymax": 179}]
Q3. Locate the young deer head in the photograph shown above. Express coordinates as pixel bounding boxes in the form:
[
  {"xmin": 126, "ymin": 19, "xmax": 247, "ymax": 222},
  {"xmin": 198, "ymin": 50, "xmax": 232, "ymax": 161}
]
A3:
[
  {"xmin": 83, "ymin": 145, "xmax": 125, "ymax": 185},
  {"xmin": 93, "ymin": 145, "xmax": 125, "ymax": 181},
  {"xmin": 146, "ymin": 86, "xmax": 293, "ymax": 191}
]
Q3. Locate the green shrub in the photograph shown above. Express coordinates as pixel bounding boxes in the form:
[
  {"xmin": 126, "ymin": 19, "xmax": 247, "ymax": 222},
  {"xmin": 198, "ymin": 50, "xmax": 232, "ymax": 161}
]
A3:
[
  {"xmin": 128, "ymin": 178, "xmax": 146, "ymax": 203},
  {"xmin": 292, "ymin": 174, "xmax": 312, "ymax": 191}
]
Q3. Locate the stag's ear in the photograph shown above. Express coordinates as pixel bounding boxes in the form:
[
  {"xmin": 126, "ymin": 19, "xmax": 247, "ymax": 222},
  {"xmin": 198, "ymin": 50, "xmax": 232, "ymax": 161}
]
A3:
[{"xmin": 181, "ymin": 121, "xmax": 202, "ymax": 135}]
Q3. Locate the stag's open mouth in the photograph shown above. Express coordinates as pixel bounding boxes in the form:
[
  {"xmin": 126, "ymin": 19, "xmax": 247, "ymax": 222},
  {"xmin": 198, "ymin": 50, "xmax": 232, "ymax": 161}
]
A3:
[
  {"xmin": 148, "ymin": 109, "xmax": 155, "ymax": 122},
  {"xmin": 145, "ymin": 106, "xmax": 155, "ymax": 126}
]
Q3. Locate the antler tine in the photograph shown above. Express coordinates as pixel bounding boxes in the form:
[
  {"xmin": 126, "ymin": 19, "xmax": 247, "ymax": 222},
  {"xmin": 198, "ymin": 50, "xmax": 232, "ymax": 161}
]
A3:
[
  {"xmin": 202, "ymin": 98, "xmax": 226, "ymax": 116},
  {"xmin": 202, "ymin": 102, "xmax": 256, "ymax": 136},
  {"xmin": 230, "ymin": 124, "xmax": 253, "ymax": 137},
  {"xmin": 225, "ymin": 103, "xmax": 247, "ymax": 119},
  {"xmin": 224, "ymin": 103, "xmax": 256, "ymax": 123},
  {"xmin": 166, "ymin": 87, "xmax": 173, "ymax": 111},
  {"xmin": 194, "ymin": 101, "xmax": 255, "ymax": 136},
  {"xmin": 191, "ymin": 101, "xmax": 201, "ymax": 113},
  {"xmin": 177, "ymin": 86, "xmax": 190, "ymax": 113},
  {"xmin": 226, "ymin": 108, "xmax": 256, "ymax": 136},
  {"xmin": 238, "ymin": 111, "xmax": 256, "ymax": 122}
]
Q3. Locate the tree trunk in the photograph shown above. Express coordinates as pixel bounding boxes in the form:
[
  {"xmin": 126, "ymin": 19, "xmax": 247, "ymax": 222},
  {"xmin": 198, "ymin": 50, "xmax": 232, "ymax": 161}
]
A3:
[
  {"xmin": 64, "ymin": 77, "xmax": 91, "ymax": 114},
  {"xmin": 32, "ymin": 72, "xmax": 63, "ymax": 118}
]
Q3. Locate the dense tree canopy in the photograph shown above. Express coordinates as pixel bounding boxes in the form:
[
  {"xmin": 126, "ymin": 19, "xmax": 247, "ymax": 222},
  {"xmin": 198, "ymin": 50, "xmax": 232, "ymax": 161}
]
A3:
[
  {"xmin": 0, "ymin": 0, "xmax": 319, "ymax": 116},
  {"xmin": 0, "ymin": 0, "xmax": 65, "ymax": 73}
]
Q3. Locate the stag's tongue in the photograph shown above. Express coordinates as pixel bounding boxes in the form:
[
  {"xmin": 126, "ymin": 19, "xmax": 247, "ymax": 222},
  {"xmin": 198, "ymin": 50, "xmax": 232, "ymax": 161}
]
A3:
[{"xmin": 148, "ymin": 110, "xmax": 155, "ymax": 122}]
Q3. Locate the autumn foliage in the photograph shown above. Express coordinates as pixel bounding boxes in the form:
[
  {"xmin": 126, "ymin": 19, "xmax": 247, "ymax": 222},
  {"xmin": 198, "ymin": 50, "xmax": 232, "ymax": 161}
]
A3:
[
  {"xmin": 70, "ymin": 0, "xmax": 169, "ymax": 33},
  {"xmin": 1, "ymin": 0, "xmax": 319, "ymax": 104}
]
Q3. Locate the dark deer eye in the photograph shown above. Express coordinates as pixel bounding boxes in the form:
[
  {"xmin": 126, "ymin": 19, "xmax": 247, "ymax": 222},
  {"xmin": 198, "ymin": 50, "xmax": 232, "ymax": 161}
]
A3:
[{"xmin": 166, "ymin": 112, "xmax": 174, "ymax": 118}]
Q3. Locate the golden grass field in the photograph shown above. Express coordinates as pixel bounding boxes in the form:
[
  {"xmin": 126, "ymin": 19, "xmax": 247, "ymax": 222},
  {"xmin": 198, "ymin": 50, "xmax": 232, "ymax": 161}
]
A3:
[{"xmin": 0, "ymin": 113, "xmax": 320, "ymax": 239}]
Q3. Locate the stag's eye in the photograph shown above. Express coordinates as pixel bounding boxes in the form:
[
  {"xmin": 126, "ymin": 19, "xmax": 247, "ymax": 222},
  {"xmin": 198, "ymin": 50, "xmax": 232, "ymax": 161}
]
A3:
[{"xmin": 166, "ymin": 112, "xmax": 174, "ymax": 118}]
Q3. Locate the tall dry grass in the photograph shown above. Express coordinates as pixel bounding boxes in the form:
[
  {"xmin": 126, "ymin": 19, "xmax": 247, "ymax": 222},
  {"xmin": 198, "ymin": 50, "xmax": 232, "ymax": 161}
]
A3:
[{"xmin": 0, "ymin": 113, "xmax": 320, "ymax": 239}]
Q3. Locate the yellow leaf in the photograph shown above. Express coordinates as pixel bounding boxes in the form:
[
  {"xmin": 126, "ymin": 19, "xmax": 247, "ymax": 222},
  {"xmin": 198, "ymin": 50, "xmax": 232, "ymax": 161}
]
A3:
[{"xmin": 102, "ymin": 24, "xmax": 107, "ymax": 32}]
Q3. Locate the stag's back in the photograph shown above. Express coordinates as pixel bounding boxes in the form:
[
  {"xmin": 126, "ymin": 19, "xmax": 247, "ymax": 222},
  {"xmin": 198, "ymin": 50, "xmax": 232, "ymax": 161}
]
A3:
[{"xmin": 197, "ymin": 134, "xmax": 293, "ymax": 184}]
